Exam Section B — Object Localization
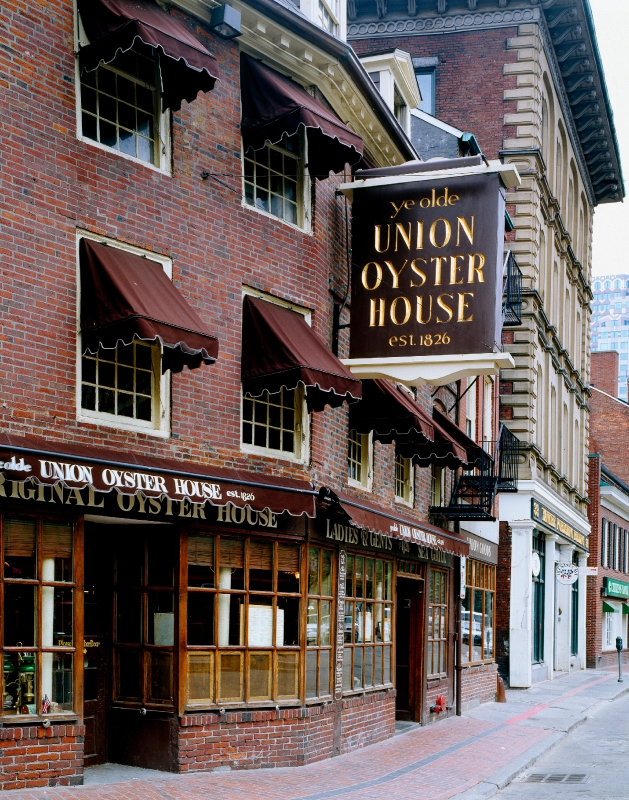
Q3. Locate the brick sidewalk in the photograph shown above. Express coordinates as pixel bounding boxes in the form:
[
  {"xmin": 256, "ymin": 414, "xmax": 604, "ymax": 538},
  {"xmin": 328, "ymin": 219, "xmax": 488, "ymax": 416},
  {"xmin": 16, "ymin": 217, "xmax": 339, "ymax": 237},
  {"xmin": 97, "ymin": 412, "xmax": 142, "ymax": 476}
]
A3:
[{"xmin": 4, "ymin": 669, "xmax": 625, "ymax": 800}]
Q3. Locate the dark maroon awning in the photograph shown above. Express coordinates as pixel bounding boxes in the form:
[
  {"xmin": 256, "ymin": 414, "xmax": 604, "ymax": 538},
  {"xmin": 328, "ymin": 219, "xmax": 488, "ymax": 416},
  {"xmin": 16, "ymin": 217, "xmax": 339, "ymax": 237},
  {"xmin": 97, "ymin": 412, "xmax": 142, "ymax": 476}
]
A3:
[
  {"xmin": 240, "ymin": 54, "xmax": 363, "ymax": 178},
  {"xmin": 78, "ymin": 0, "xmax": 219, "ymax": 112},
  {"xmin": 432, "ymin": 408, "xmax": 485, "ymax": 466},
  {"xmin": 80, "ymin": 238, "xmax": 218, "ymax": 374},
  {"xmin": 349, "ymin": 379, "xmax": 433, "ymax": 445},
  {"xmin": 322, "ymin": 489, "xmax": 469, "ymax": 557},
  {"xmin": 397, "ymin": 408, "xmax": 469, "ymax": 469},
  {"xmin": 241, "ymin": 296, "xmax": 362, "ymax": 412}
]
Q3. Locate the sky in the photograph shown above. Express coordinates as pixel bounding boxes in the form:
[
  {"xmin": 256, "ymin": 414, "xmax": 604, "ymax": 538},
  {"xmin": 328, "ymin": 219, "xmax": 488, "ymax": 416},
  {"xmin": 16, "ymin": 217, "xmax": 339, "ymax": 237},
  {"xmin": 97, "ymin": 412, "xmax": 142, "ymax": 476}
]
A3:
[{"xmin": 588, "ymin": 0, "xmax": 629, "ymax": 276}]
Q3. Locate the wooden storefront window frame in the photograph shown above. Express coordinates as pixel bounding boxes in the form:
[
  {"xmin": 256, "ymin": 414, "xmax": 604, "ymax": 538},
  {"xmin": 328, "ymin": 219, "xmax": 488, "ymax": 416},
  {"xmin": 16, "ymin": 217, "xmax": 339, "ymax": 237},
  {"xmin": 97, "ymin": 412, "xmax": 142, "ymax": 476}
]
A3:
[
  {"xmin": 305, "ymin": 545, "xmax": 335, "ymax": 703},
  {"xmin": 461, "ymin": 560, "xmax": 496, "ymax": 665},
  {"xmin": 427, "ymin": 567, "xmax": 448, "ymax": 679},
  {"xmin": 341, "ymin": 552, "xmax": 394, "ymax": 696},
  {"xmin": 0, "ymin": 510, "xmax": 84, "ymax": 723},
  {"xmin": 180, "ymin": 531, "xmax": 304, "ymax": 713}
]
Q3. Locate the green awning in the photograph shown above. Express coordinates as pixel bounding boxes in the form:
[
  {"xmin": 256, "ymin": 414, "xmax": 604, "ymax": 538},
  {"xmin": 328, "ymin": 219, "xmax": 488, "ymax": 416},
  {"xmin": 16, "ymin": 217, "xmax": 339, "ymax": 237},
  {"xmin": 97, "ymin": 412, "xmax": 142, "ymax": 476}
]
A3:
[
  {"xmin": 623, "ymin": 604, "xmax": 629, "ymax": 615},
  {"xmin": 603, "ymin": 601, "xmax": 619, "ymax": 613}
]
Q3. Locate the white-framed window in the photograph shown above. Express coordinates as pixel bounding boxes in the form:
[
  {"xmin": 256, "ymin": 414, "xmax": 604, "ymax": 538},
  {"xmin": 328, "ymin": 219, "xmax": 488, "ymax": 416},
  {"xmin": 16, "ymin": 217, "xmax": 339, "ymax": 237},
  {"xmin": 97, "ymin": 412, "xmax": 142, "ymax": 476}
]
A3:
[
  {"xmin": 243, "ymin": 133, "xmax": 310, "ymax": 231},
  {"xmin": 602, "ymin": 519, "xmax": 608, "ymax": 567},
  {"xmin": 393, "ymin": 84, "xmax": 407, "ymax": 130},
  {"xmin": 605, "ymin": 610, "xmax": 616, "ymax": 649},
  {"xmin": 431, "ymin": 465, "xmax": 447, "ymax": 507},
  {"xmin": 76, "ymin": 35, "xmax": 170, "ymax": 173},
  {"xmin": 348, "ymin": 430, "xmax": 372, "ymax": 491},
  {"xmin": 395, "ymin": 454, "xmax": 414, "ymax": 506},
  {"xmin": 317, "ymin": 0, "xmax": 339, "ymax": 34},
  {"xmin": 465, "ymin": 376, "xmax": 477, "ymax": 441},
  {"xmin": 414, "ymin": 69, "xmax": 435, "ymax": 115},
  {"xmin": 76, "ymin": 231, "xmax": 171, "ymax": 437},
  {"xmin": 241, "ymin": 386, "xmax": 308, "ymax": 463}
]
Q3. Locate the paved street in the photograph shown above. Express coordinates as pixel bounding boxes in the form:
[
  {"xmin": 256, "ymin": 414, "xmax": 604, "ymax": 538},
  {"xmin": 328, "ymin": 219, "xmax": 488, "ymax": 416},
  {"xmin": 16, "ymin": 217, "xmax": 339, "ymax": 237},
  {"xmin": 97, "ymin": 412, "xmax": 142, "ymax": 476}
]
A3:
[
  {"xmin": 500, "ymin": 690, "xmax": 629, "ymax": 799},
  {"xmin": 3, "ymin": 669, "xmax": 627, "ymax": 800}
]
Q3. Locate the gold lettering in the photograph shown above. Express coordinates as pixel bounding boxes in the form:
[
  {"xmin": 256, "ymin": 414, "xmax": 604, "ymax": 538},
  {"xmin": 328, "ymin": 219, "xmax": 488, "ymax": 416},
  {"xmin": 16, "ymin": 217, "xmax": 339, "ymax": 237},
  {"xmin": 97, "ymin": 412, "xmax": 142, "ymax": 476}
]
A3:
[
  {"xmin": 384, "ymin": 260, "xmax": 407, "ymax": 289},
  {"xmin": 394, "ymin": 223, "xmax": 412, "ymax": 251},
  {"xmin": 362, "ymin": 262, "xmax": 383, "ymax": 290},
  {"xmin": 456, "ymin": 216, "xmax": 475, "ymax": 245},
  {"xmin": 18, "ymin": 481, "xmax": 36, "ymax": 501},
  {"xmin": 448, "ymin": 193, "xmax": 459, "ymax": 206},
  {"xmin": 87, "ymin": 485, "xmax": 105, "ymax": 508},
  {"xmin": 369, "ymin": 298, "xmax": 386, "ymax": 327},
  {"xmin": 136, "ymin": 493, "xmax": 148, "ymax": 513},
  {"xmin": 429, "ymin": 218, "xmax": 451, "ymax": 248},
  {"xmin": 410, "ymin": 258, "xmax": 427, "ymax": 287},
  {"xmin": 0, "ymin": 474, "xmax": 6, "ymax": 498},
  {"xmin": 416, "ymin": 221, "xmax": 424, "ymax": 250},
  {"xmin": 192, "ymin": 502, "xmax": 206, "ymax": 519},
  {"xmin": 389, "ymin": 201, "xmax": 405, "ymax": 219},
  {"xmin": 148, "ymin": 496, "xmax": 161, "ymax": 514},
  {"xmin": 374, "ymin": 225, "xmax": 390, "ymax": 253},
  {"xmin": 416, "ymin": 295, "xmax": 433, "ymax": 324},
  {"xmin": 467, "ymin": 253, "xmax": 485, "ymax": 283},
  {"xmin": 389, "ymin": 336, "xmax": 398, "ymax": 346},
  {"xmin": 65, "ymin": 487, "xmax": 84, "ymax": 506},
  {"xmin": 431, "ymin": 256, "xmax": 447, "ymax": 286},
  {"xmin": 457, "ymin": 292, "xmax": 474, "ymax": 322},
  {"xmin": 390, "ymin": 296, "xmax": 412, "ymax": 325},
  {"xmin": 179, "ymin": 498, "xmax": 192, "ymax": 518},
  {"xmin": 436, "ymin": 294, "xmax": 454, "ymax": 323},
  {"xmin": 449, "ymin": 255, "xmax": 465, "ymax": 285},
  {"xmin": 117, "ymin": 493, "xmax": 135, "ymax": 512}
]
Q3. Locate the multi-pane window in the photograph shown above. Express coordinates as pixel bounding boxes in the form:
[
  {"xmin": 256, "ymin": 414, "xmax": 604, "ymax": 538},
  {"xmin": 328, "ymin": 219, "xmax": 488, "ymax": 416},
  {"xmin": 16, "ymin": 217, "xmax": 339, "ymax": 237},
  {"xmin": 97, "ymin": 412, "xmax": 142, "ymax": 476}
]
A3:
[
  {"xmin": 395, "ymin": 454, "xmax": 413, "ymax": 505},
  {"xmin": 242, "ymin": 387, "xmax": 305, "ymax": 459},
  {"xmin": 186, "ymin": 535, "xmax": 301, "ymax": 706},
  {"xmin": 343, "ymin": 555, "xmax": 393, "ymax": 692},
  {"xmin": 81, "ymin": 342, "xmax": 158, "ymax": 425},
  {"xmin": 80, "ymin": 48, "xmax": 161, "ymax": 167},
  {"xmin": 431, "ymin": 465, "xmax": 446, "ymax": 506},
  {"xmin": 2, "ymin": 516, "xmax": 76, "ymax": 717},
  {"xmin": 317, "ymin": 0, "xmax": 339, "ymax": 34},
  {"xmin": 113, "ymin": 529, "xmax": 176, "ymax": 708},
  {"xmin": 461, "ymin": 561, "xmax": 495, "ymax": 664},
  {"xmin": 415, "ymin": 69, "xmax": 435, "ymax": 115},
  {"xmin": 306, "ymin": 547, "xmax": 334, "ymax": 699},
  {"xmin": 427, "ymin": 569, "xmax": 447, "ymax": 677},
  {"xmin": 601, "ymin": 519, "xmax": 608, "ymax": 567},
  {"xmin": 244, "ymin": 135, "xmax": 302, "ymax": 226},
  {"xmin": 348, "ymin": 430, "xmax": 371, "ymax": 490}
]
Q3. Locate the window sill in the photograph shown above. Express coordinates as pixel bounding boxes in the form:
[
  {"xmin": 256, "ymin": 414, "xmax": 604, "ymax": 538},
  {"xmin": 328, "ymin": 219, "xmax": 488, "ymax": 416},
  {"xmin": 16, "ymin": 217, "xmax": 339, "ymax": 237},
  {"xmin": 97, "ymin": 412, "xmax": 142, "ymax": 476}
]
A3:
[
  {"xmin": 77, "ymin": 412, "xmax": 170, "ymax": 439},
  {"xmin": 1, "ymin": 713, "xmax": 77, "ymax": 726},
  {"xmin": 395, "ymin": 496, "xmax": 414, "ymax": 508},
  {"xmin": 77, "ymin": 134, "xmax": 171, "ymax": 176},
  {"xmin": 341, "ymin": 684, "xmax": 394, "ymax": 698},
  {"xmin": 347, "ymin": 478, "xmax": 372, "ymax": 493},
  {"xmin": 240, "ymin": 442, "xmax": 307, "ymax": 465},
  {"xmin": 242, "ymin": 199, "xmax": 311, "ymax": 236}
]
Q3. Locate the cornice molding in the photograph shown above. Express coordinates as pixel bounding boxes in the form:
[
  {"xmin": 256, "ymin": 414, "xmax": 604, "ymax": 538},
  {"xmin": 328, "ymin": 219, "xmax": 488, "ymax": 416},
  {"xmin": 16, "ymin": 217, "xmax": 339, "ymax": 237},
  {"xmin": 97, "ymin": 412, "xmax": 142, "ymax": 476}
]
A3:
[{"xmin": 347, "ymin": 6, "xmax": 540, "ymax": 38}]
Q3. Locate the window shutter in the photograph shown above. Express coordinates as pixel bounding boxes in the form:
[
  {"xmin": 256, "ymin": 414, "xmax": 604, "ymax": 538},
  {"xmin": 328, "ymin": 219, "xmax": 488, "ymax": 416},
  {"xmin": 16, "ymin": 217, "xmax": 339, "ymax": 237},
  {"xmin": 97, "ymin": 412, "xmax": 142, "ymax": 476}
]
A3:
[
  {"xmin": 278, "ymin": 544, "xmax": 300, "ymax": 574},
  {"xmin": 249, "ymin": 541, "xmax": 272, "ymax": 571},
  {"xmin": 5, "ymin": 518, "xmax": 36, "ymax": 557},
  {"xmin": 188, "ymin": 535, "xmax": 214, "ymax": 568},
  {"xmin": 602, "ymin": 519, "xmax": 608, "ymax": 567},
  {"xmin": 42, "ymin": 522, "xmax": 73, "ymax": 559},
  {"xmin": 219, "ymin": 538, "xmax": 244, "ymax": 569}
]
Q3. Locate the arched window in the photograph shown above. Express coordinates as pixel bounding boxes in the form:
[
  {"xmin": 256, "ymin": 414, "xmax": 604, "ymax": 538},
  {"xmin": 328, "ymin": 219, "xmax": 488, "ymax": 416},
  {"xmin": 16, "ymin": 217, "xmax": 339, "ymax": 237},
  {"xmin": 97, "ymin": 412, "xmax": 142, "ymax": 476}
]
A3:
[
  {"xmin": 615, "ymin": 280, "xmax": 621, "ymax": 288},
  {"xmin": 594, "ymin": 282, "xmax": 601, "ymax": 290},
  {"xmin": 605, "ymin": 280, "xmax": 611, "ymax": 289}
]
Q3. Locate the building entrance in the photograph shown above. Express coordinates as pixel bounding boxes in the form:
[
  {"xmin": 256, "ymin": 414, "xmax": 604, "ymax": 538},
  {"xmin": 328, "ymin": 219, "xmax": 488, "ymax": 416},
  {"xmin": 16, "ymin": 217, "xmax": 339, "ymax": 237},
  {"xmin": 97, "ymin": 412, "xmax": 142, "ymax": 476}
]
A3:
[{"xmin": 395, "ymin": 576, "xmax": 424, "ymax": 721}]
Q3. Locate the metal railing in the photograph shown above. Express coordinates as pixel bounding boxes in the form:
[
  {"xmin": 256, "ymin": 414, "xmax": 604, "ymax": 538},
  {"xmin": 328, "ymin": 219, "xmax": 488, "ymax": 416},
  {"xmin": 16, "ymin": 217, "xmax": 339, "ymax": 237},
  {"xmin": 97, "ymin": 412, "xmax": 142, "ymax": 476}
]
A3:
[{"xmin": 502, "ymin": 250, "xmax": 523, "ymax": 326}]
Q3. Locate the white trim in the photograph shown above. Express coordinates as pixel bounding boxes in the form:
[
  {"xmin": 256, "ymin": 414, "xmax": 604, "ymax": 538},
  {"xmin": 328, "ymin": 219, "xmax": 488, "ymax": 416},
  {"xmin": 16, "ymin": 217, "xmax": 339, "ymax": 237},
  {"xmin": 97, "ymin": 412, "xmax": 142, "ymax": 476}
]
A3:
[
  {"xmin": 240, "ymin": 383, "xmax": 310, "ymax": 466},
  {"xmin": 601, "ymin": 484, "xmax": 629, "ymax": 520},
  {"xmin": 75, "ymin": 230, "xmax": 172, "ymax": 437},
  {"xmin": 348, "ymin": 430, "xmax": 373, "ymax": 493},
  {"xmin": 241, "ymin": 286, "xmax": 312, "ymax": 325},
  {"xmin": 410, "ymin": 108, "xmax": 463, "ymax": 138},
  {"xmin": 394, "ymin": 455, "xmax": 414, "ymax": 507}
]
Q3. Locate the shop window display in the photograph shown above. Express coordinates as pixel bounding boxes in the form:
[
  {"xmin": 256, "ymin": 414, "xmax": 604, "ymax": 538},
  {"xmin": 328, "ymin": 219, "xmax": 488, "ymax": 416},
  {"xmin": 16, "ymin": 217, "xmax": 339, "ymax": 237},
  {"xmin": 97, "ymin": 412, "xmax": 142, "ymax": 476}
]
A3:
[
  {"xmin": 306, "ymin": 547, "xmax": 334, "ymax": 699},
  {"xmin": 461, "ymin": 561, "xmax": 495, "ymax": 663}
]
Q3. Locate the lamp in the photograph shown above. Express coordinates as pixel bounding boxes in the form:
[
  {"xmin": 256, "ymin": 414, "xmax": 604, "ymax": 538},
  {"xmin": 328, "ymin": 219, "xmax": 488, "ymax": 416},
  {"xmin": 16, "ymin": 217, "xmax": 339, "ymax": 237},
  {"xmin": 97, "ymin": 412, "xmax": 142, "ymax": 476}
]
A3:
[{"xmin": 209, "ymin": 4, "xmax": 242, "ymax": 39}]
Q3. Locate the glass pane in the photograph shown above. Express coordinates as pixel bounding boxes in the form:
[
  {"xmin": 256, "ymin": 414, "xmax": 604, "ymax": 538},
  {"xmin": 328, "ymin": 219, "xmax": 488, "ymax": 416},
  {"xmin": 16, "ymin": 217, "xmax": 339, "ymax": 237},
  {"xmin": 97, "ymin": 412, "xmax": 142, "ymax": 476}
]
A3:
[
  {"xmin": 308, "ymin": 547, "xmax": 319, "ymax": 595},
  {"xmin": 277, "ymin": 651, "xmax": 299, "ymax": 699},
  {"xmin": 115, "ymin": 589, "xmax": 141, "ymax": 644},
  {"xmin": 355, "ymin": 557, "xmax": 364, "ymax": 599},
  {"xmin": 321, "ymin": 550, "xmax": 332, "ymax": 596},
  {"xmin": 374, "ymin": 603, "xmax": 383, "ymax": 643},
  {"xmin": 462, "ymin": 588, "xmax": 471, "ymax": 663},
  {"xmin": 320, "ymin": 601, "xmax": 331, "ymax": 646},
  {"xmin": 384, "ymin": 561, "xmax": 392, "ymax": 600},
  {"xmin": 4, "ymin": 517, "xmax": 36, "ymax": 579},
  {"xmin": 249, "ymin": 541, "xmax": 273, "ymax": 592},
  {"xmin": 147, "ymin": 531, "xmax": 175, "ymax": 587},
  {"xmin": 307, "ymin": 599, "xmax": 318, "ymax": 646},
  {"xmin": 277, "ymin": 596, "xmax": 299, "ymax": 646},
  {"xmin": 344, "ymin": 601, "xmax": 354, "ymax": 644},
  {"xmin": 115, "ymin": 649, "xmax": 141, "ymax": 700},
  {"xmin": 188, "ymin": 535, "xmax": 215, "ymax": 587},
  {"xmin": 484, "ymin": 591, "xmax": 494, "ymax": 660},
  {"xmin": 374, "ymin": 646, "xmax": 382, "ymax": 686},
  {"xmin": 218, "ymin": 651, "xmax": 243, "ymax": 702},
  {"xmin": 319, "ymin": 649, "xmax": 330, "ymax": 696},
  {"xmin": 248, "ymin": 651, "xmax": 272, "ymax": 700},
  {"xmin": 248, "ymin": 596, "xmax": 273, "ymax": 647},
  {"xmin": 52, "ymin": 587, "xmax": 73, "ymax": 646},
  {"xmin": 365, "ymin": 603, "xmax": 374, "ymax": 642},
  {"xmin": 365, "ymin": 559, "xmax": 374, "ymax": 599},
  {"xmin": 3, "ymin": 652, "xmax": 37, "ymax": 714},
  {"xmin": 472, "ymin": 590, "xmax": 483, "ymax": 662},
  {"xmin": 306, "ymin": 649, "xmax": 317, "ymax": 698},
  {"xmin": 384, "ymin": 605, "xmax": 393, "ymax": 642},
  {"xmin": 353, "ymin": 647, "xmax": 363, "ymax": 690},
  {"xmin": 384, "ymin": 646, "xmax": 391, "ymax": 684},
  {"xmin": 50, "ymin": 653, "xmax": 73, "ymax": 712},
  {"xmin": 355, "ymin": 602, "xmax": 364, "ymax": 643},
  {"xmin": 188, "ymin": 652, "xmax": 214, "ymax": 704},
  {"xmin": 343, "ymin": 648, "xmax": 352, "ymax": 691},
  {"xmin": 218, "ymin": 538, "xmax": 245, "ymax": 590},
  {"xmin": 375, "ymin": 561, "xmax": 383, "ymax": 600},
  {"xmin": 364, "ymin": 647, "xmax": 373, "ymax": 687},
  {"xmin": 277, "ymin": 544, "xmax": 300, "ymax": 593},
  {"xmin": 148, "ymin": 592, "xmax": 174, "ymax": 646},
  {"xmin": 4, "ymin": 584, "xmax": 36, "ymax": 647},
  {"xmin": 116, "ymin": 535, "xmax": 143, "ymax": 586},
  {"xmin": 147, "ymin": 650, "xmax": 173, "ymax": 702},
  {"xmin": 217, "ymin": 594, "xmax": 244, "ymax": 647},
  {"xmin": 42, "ymin": 522, "xmax": 73, "ymax": 582},
  {"xmin": 187, "ymin": 592, "xmax": 214, "ymax": 646},
  {"xmin": 346, "ymin": 554, "xmax": 354, "ymax": 598}
]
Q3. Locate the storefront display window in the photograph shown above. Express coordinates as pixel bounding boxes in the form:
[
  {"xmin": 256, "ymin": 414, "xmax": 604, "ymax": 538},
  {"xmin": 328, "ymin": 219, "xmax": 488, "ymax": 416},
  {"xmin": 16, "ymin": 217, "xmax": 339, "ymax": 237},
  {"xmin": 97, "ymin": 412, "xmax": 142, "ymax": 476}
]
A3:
[
  {"xmin": 2, "ymin": 516, "xmax": 76, "ymax": 717},
  {"xmin": 461, "ymin": 561, "xmax": 495, "ymax": 663},
  {"xmin": 306, "ymin": 547, "xmax": 333, "ymax": 699},
  {"xmin": 427, "ymin": 569, "xmax": 447, "ymax": 677},
  {"xmin": 343, "ymin": 555, "xmax": 393, "ymax": 692},
  {"xmin": 532, "ymin": 532, "xmax": 545, "ymax": 664},
  {"xmin": 186, "ymin": 534, "xmax": 302, "ymax": 706}
]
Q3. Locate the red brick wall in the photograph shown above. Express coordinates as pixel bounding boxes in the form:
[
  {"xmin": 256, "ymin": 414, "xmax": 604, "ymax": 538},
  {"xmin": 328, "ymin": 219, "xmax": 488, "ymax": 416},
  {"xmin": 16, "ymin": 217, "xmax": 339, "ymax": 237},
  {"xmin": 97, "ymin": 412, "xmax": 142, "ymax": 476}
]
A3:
[
  {"xmin": 178, "ymin": 691, "xmax": 395, "ymax": 771},
  {"xmin": 461, "ymin": 662, "xmax": 497, "ymax": 706},
  {"xmin": 591, "ymin": 352, "xmax": 619, "ymax": 398},
  {"xmin": 351, "ymin": 28, "xmax": 519, "ymax": 160},
  {"xmin": 495, "ymin": 521, "xmax": 512, "ymax": 681},
  {"xmin": 590, "ymin": 389, "xmax": 629, "ymax": 485},
  {"xmin": 0, "ymin": 724, "xmax": 84, "ymax": 791}
]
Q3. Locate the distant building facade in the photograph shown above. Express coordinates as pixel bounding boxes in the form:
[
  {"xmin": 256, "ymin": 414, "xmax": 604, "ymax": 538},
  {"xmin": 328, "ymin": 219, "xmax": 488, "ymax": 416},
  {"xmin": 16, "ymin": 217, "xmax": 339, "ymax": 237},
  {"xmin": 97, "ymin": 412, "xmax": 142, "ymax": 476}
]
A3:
[{"xmin": 590, "ymin": 275, "xmax": 629, "ymax": 401}]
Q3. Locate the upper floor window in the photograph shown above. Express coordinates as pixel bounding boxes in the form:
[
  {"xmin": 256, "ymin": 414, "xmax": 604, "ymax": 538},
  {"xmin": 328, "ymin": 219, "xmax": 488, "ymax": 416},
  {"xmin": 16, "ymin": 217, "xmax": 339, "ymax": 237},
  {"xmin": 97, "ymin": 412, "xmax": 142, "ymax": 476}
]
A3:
[
  {"xmin": 348, "ymin": 430, "xmax": 372, "ymax": 491},
  {"xmin": 244, "ymin": 134, "xmax": 304, "ymax": 227},
  {"xmin": 241, "ymin": 386, "xmax": 308, "ymax": 462},
  {"xmin": 415, "ymin": 69, "xmax": 435, "ymax": 115},
  {"xmin": 79, "ymin": 47, "xmax": 167, "ymax": 169},
  {"xmin": 594, "ymin": 282, "xmax": 601, "ymax": 290},
  {"xmin": 317, "ymin": 0, "xmax": 339, "ymax": 35},
  {"xmin": 395, "ymin": 454, "xmax": 414, "ymax": 506},
  {"xmin": 394, "ymin": 84, "xmax": 408, "ymax": 130}
]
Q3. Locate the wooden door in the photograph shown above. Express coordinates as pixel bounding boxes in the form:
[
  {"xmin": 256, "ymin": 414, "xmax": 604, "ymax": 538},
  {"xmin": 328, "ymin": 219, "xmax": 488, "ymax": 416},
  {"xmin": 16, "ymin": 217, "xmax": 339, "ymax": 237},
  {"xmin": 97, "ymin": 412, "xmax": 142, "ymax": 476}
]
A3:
[
  {"xmin": 395, "ymin": 577, "xmax": 424, "ymax": 721},
  {"xmin": 83, "ymin": 526, "xmax": 111, "ymax": 767}
]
